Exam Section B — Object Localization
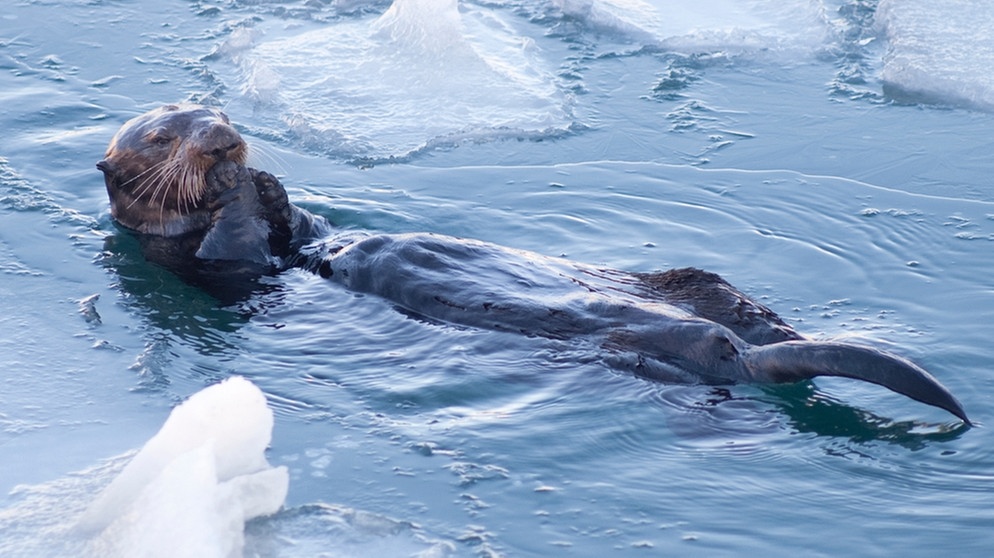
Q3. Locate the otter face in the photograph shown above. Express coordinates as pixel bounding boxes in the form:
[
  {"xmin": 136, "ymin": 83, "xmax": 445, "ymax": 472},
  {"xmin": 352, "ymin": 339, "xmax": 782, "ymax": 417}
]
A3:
[{"xmin": 98, "ymin": 104, "xmax": 248, "ymax": 236}]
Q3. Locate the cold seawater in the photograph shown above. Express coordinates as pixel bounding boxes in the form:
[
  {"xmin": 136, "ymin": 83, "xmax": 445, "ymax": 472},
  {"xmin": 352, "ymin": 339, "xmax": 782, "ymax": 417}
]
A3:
[{"xmin": 2, "ymin": 0, "xmax": 994, "ymax": 555}]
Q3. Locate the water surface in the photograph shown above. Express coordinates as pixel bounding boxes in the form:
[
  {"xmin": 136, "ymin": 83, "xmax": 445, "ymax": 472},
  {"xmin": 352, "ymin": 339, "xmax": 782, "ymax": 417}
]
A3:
[{"xmin": 2, "ymin": 0, "xmax": 993, "ymax": 555}]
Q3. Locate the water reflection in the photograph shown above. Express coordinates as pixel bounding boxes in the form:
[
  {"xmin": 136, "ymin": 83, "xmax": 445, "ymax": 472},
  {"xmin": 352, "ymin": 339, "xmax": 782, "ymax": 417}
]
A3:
[
  {"xmin": 96, "ymin": 227, "xmax": 273, "ymax": 354},
  {"xmin": 760, "ymin": 383, "xmax": 969, "ymax": 449}
]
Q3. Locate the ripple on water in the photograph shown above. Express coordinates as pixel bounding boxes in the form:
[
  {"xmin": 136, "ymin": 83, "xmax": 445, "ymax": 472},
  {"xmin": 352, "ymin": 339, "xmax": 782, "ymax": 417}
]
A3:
[
  {"xmin": 243, "ymin": 503, "xmax": 457, "ymax": 556},
  {"xmin": 227, "ymin": 161, "xmax": 990, "ymax": 443}
]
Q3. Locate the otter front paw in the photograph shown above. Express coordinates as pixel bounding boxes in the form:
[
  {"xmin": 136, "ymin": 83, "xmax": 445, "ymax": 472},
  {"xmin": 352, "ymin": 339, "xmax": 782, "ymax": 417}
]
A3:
[
  {"xmin": 205, "ymin": 160, "xmax": 256, "ymax": 214},
  {"xmin": 250, "ymin": 168, "xmax": 293, "ymax": 226},
  {"xmin": 198, "ymin": 160, "xmax": 273, "ymax": 263}
]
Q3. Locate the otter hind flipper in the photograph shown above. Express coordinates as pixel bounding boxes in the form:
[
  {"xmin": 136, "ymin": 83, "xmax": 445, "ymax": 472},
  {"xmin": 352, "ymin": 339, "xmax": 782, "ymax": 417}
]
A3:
[{"xmin": 744, "ymin": 341, "xmax": 970, "ymax": 424}]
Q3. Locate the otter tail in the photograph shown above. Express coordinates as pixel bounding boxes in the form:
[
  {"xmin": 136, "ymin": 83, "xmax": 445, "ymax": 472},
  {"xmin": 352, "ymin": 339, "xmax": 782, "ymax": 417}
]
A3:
[{"xmin": 743, "ymin": 341, "xmax": 970, "ymax": 424}]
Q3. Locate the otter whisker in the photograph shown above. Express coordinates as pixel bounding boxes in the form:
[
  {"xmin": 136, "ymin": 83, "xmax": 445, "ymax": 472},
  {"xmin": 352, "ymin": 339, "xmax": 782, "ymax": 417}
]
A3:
[
  {"xmin": 173, "ymin": 163, "xmax": 187, "ymax": 216},
  {"xmin": 143, "ymin": 161, "xmax": 178, "ymax": 208},
  {"xmin": 187, "ymin": 165, "xmax": 206, "ymax": 209},
  {"xmin": 178, "ymin": 166, "xmax": 191, "ymax": 217},
  {"xmin": 122, "ymin": 160, "xmax": 171, "ymax": 204},
  {"xmin": 119, "ymin": 158, "xmax": 169, "ymax": 189},
  {"xmin": 126, "ymin": 160, "xmax": 176, "ymax": 209},
  {"xmin": 149, "ymin": 161, "xmax": 185, "ymax": 229},
  {"xmin": 189, "ymin": 165, "xmax": 205, "ymax": 209},
  {"xmin": 138, "ymin": 158, "xmax": 177, "ymax": 195},
  {"xmin": 247, "ymin": 143, "xmax": 288, "ymax": 177},
  {"xmin": 149, "ymin": 163, "xmax": 180, "ymax": 230},
  {"xmin": 179, "ymin": 164, "xmax": 200, "ymax": 216}
]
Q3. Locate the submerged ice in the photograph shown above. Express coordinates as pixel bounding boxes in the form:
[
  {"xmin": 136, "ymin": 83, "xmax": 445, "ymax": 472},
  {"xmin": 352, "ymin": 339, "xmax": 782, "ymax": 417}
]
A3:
[
  {"xmin": 232, "ymin": 0, "xmax": 570, "ymax": 160},
  {"xmin": 79, "ymin": 377, "xmax": 288, "ymax": 557}
]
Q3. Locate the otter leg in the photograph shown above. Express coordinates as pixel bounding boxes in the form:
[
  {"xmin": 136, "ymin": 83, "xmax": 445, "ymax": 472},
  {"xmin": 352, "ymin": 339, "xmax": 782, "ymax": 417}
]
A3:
[{"xmin": 635, "ymin": 268, "xmax": 801, "ymax": 346}]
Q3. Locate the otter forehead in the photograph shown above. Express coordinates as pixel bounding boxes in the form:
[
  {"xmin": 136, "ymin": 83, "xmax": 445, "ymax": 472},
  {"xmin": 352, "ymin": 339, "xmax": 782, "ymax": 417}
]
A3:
[{"xmin": 108, "ymin": 104, "xmax": 237, "ymax": 151}]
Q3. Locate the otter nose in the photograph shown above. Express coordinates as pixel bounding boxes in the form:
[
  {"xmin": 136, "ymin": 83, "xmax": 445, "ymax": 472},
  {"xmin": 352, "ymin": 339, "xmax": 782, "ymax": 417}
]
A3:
[
  {"xmin": 197, "ymin": 121, "xmax": 245, "ymax": 162},
  {"xmin": 210, "ymin": 142, "xmax": 244, "ymax": 161}
]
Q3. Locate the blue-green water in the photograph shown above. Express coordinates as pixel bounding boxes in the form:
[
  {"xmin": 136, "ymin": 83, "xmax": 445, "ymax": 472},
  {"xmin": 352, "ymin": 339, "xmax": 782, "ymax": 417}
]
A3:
[{"xmin": 2, "ymin": 0, "xmax": 993, "ymax": 555}]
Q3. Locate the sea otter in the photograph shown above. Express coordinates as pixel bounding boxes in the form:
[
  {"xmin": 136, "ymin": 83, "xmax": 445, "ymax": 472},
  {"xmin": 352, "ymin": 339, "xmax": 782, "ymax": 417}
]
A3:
[
  {"xmin": 97, "ymin": 104, "xmax": 970, "ymax": 424},
  {"xmin": 97, "ymin": 104, "xmax": 327, "ymax": 283}
]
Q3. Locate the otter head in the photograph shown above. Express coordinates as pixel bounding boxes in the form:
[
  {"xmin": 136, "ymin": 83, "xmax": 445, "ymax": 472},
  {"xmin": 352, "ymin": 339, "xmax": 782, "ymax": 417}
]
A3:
[{"xmin": 98, "ymin": 104, "xmax": 248, "ymax": 236}]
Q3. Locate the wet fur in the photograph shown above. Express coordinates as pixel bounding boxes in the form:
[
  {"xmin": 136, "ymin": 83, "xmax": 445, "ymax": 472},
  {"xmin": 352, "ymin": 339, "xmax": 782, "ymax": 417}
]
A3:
[{"xmin": 98, "ymin": 104, "xmax": 248, "ymax": 236}]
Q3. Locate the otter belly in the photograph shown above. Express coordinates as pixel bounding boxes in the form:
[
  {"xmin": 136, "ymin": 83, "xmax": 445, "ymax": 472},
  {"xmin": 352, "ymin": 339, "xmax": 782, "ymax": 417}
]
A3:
[
  {"xmin": 293, "ymin": 230, "xmax": 969, "ymax": 424},
  {"xmin": 302, "ymin": 231, "xmax": 696, "ymax": 337}
]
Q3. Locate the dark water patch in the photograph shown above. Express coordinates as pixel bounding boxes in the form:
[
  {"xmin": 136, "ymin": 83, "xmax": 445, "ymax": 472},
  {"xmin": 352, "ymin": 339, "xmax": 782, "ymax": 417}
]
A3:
[
  {"xmin": 760, "ymin": 382, "xmax": 968, "ymax": 448},
  {"xmin": 96, "ymin": 229, "xmax": 261, "ymax": 356}
]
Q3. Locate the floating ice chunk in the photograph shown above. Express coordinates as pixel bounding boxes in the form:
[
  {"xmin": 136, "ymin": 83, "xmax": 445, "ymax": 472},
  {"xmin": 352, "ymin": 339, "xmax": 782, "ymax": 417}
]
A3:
[
  {"xmin": 371, "ymin": 0, "xmax": 464, "ymax": 48},
  {"xmin": 77, "ymin": 377, "xmax": 288, "ymax": 558},
  {"xmin": 878, "ymin": 0, "xmax": 994, "ymax": 110},
  {"xmin": 551, "ymin": 0, "xmax": 666, "ymax": 42},
  {"xmin": 551, "ymin": 0, "xmax": 818, "ymax": 47},
  {"xmin": 233, "ymin": 0, "xmax": 570, "ymax": 159}
]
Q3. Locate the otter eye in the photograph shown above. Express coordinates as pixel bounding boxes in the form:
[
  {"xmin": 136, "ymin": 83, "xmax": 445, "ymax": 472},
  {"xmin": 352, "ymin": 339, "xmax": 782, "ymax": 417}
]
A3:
[{"xmin": 144, "ymin": 127, "xmax": 175, "ymax": 147}]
